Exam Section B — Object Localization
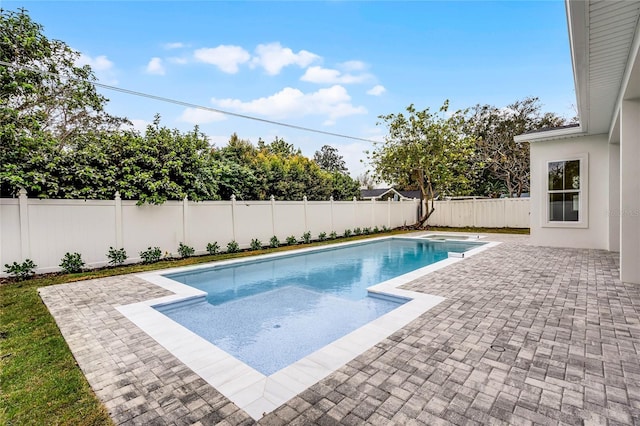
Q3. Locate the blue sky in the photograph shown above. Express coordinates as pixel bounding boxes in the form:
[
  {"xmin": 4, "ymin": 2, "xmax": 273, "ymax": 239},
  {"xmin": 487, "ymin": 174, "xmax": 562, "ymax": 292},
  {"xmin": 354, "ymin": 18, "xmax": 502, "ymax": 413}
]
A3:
[{"xmin": 5, "ymin": 1, "xmax": 575, "ymax": 177}]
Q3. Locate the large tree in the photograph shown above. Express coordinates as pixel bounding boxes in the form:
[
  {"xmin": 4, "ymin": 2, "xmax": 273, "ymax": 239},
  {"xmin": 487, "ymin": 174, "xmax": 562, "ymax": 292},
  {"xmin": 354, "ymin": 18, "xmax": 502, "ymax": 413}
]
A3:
[
  {"xmin": 370, "ymin": 101, "xmax": 475, "ymax": 227},
  {"xmin": 466, "ymin": 97, "xmax": 568, "ymax": 197},
  {"xmin": 313, "ymin": 145, "xmax": 348, "ymax": 174},
  {"xmin": 0, "ymin": 8, "xmax": 125, "ymax": 197},
  {"xmin": 0, "ymin": 8, "xmax": 125, "ymax": 142}
]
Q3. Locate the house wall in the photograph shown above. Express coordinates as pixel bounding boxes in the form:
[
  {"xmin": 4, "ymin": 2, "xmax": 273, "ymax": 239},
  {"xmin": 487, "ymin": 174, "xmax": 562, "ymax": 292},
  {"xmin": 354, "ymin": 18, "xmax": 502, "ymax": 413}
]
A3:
[
  {"xmin": 530, "ymin": 134, "xmax": 610, "ymax": 249},
  {"xmin": 619, "ymin": 99, "xmax": 640, "ymax": 284}
]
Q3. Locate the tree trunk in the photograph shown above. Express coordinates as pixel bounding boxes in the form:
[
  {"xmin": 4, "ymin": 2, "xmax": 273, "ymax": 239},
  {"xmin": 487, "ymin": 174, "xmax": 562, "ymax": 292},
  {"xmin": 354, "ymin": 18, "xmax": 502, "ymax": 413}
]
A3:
[{"xmin": 415, "ymin": 176, "xmax": 435, "ymax": 228}]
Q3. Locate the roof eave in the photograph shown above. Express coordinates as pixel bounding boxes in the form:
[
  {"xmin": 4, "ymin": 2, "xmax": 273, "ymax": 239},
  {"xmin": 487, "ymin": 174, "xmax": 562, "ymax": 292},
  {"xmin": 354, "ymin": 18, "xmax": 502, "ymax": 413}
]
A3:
[
  {"xmin": 514, "ymin": 125, "xmax": 586, "ymax": 143},
  {"xmin": 566, "ymin": 0, "xmax": 589, "ymax": 133}
]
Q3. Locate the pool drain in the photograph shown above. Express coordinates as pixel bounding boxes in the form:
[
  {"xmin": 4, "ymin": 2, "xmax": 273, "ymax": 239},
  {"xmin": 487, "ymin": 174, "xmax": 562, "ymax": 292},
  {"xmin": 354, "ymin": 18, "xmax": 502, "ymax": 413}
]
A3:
[
  {"xmin": 273, "ymin": 324, "xmax": 281, "ymax": 329},
  {"xmin": 490, "ymin": 344, "xmax": 505, "ymax": 352}
]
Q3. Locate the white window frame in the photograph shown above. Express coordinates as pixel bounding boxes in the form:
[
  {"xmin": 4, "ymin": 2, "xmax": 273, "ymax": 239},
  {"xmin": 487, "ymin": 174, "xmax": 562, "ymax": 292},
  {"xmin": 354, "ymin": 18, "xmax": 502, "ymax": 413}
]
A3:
[{"xmin": 543, "ymin": 153, "xmax": 588, "ymax": 228}]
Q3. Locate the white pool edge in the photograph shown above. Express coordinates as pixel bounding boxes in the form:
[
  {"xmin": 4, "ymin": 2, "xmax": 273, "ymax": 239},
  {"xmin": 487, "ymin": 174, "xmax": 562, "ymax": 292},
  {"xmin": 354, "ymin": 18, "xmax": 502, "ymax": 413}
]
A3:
[{"xmin": 117, "ymin": 236, "xmax": 500, "ymax": 420}]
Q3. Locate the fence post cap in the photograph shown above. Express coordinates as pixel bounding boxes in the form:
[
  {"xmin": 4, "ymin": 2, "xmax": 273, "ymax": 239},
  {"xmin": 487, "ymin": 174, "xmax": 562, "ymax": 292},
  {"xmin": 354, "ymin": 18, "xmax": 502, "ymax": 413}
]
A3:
[
  {"xmin": 18, "ymin": 187, "xmax": 27, "ymax": 197},
  {"xmin": 114, "ymin": 191, "xmax": 121, "ymax": 200},
  {"xmin": 231, "ymin": 194, "xmax": 236, "ymax": 201}
]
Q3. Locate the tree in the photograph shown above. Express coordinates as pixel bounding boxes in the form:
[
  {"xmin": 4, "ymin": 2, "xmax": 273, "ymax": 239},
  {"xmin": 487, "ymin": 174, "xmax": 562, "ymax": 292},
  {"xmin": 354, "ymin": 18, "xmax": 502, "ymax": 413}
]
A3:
[
  {"xmin": 258, "ymin": 136, "xmax": 301, "ymax": 158},
  {"xmin": 356, "ymin": 171, "xmax": 376, "ymax": 190},
  {"xmin": 0, "ymin": 8, "xmax": 125, "ymax": 142},
  {"xmin": 466, "ymin": 97, "xmax": 568, "ymax": 197},
  {"xmin": 1, "ymin": 8, "xmax": 126, "ymax": 197},
  {"xmin": 370, "ymin": 101, "xmax": 475, "ymax": 227},
  {"xmin": 313, "ymin": 145, "xmax": 348, "ymax": 174}
]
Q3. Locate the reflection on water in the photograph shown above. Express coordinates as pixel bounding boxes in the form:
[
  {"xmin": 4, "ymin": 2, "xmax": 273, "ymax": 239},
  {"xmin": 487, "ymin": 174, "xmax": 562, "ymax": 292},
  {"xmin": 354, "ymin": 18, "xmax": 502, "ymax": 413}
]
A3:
[{"xmin": 165, "ymin": 239, "xmax": 480, "ymax": 305}]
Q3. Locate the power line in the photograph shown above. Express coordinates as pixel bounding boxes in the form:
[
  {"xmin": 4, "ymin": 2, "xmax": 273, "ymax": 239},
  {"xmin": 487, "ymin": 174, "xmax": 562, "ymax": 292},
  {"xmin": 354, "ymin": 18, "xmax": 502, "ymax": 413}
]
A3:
[{"xmin": 0, "ymin": 60, "xmax": 383, "ymax": 144}]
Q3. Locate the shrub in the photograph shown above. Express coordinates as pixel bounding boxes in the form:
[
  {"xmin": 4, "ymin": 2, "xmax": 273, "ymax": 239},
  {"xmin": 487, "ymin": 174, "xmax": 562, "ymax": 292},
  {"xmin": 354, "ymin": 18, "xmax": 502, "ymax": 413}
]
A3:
[
  {"xmin": 329, "ymin": 231, "xmax": 337, "ymax": 239},
  {"xmin": 59, "ymin": 252, "xmax": 85, "ymax": 273},
  {"xmin": 318, "ymin": 232, "xmax": 327, "ymax": 241},
  {"xmin": 227, "ymin": 240, "xmax": 240, "ymax": 253},
  {"xmin": 363, "ymin": 227, "xmax": 371, "ymax": 235},
  {"xmin": 373, "ymin": 226, "xmax": 380, "ymax": 233},
  {"xmin": 302, "ymin": 231, "xmax": 311, "ymax": 244},
  {"xmin": 343, "ymin": 229, "xmax": 352, "ymax": 238},
  {"xmin": 177, "ymin": 242, "xmax": 195, "ymax": 258},
  {"xmin": 286, "ymin": 235, "xmax": 297, "ymax": 245},
  {"xmin": 3, "ymin": 259, "xmax": 37, "ymax": 281},
  {"xmin": 206, "ymin": 242, "xmax": 219, "ymax": 255},
  {"xmin": 353, "ymin": 227, "xmax": 362, "ymax": 235},
  {"xmin": 269, "ymin": 236, "xmax": 280, "ymax": 248},
  {"xmin": 250, "ymin": 238, "xmax": 262, "ymax": 250},
  {"xmin": 106, "ymin": 247, "xmax": 127, "ymax": 266},
  {"xmin": 382, "ymin": 225, "xmax": 389, "ymax": 232},
  {"xmin": 140, "ymin": 246, "xmax": 162, "ymax": 264}
]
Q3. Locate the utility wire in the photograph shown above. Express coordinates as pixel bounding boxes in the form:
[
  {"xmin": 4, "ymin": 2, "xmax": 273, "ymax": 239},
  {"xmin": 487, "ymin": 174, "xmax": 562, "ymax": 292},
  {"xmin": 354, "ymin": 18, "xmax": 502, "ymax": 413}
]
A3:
[{"xmin": 1, "ymin": 60, "xmax": 383, "ymax": 144}]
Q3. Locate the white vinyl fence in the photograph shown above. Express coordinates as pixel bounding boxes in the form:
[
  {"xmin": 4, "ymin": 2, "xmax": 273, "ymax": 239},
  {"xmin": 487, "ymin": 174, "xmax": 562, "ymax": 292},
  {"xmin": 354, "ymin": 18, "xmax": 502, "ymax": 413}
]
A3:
[
  {"xmin": 426, "ymin": 198, "xmax": 530, "ymax": 228},
  {"xmin": 0, "ymin": 190, "xmax": 420, "ymax": 274}
]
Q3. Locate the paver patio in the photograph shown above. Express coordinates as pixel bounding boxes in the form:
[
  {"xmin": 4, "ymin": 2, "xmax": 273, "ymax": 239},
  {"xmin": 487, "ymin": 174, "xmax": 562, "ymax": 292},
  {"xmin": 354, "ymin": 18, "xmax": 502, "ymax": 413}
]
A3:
[{"xmin": 39, "ymin": 234, "xmax": 640, "ymax": 425}]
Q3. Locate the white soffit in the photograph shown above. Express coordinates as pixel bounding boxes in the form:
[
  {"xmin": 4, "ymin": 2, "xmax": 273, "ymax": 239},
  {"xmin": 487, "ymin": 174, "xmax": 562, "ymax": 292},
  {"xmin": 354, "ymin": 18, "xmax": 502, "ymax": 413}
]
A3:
[{"xmin": 576, "ymin": 0, "xmax": 640, "ymax": 134}]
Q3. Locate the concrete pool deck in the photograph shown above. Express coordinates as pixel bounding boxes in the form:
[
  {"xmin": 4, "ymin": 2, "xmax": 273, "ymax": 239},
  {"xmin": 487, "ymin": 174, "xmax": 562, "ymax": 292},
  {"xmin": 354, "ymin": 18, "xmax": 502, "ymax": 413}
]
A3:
[{"xmin": 39, "ymin": 233, "xmax": 640, "ymax": 425}]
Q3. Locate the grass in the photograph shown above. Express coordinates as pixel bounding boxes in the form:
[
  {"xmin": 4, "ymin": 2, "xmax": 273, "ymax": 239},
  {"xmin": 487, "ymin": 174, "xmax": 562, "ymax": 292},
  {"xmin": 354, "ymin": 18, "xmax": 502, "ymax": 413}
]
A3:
[{"xmin": 0, "ymin": 226, "xmax": 525, "ymax": 424}]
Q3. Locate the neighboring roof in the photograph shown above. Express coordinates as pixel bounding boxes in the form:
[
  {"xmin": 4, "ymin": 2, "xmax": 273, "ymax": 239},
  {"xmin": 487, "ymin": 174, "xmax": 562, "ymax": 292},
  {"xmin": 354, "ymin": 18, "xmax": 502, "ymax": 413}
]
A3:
[
  {"xmin": 360, "ymin": 188, "xmax": 389, "ymax": 198},
  {"xmin": 360, "ymin": 188, "xmax": 421, "ymax": 199}
]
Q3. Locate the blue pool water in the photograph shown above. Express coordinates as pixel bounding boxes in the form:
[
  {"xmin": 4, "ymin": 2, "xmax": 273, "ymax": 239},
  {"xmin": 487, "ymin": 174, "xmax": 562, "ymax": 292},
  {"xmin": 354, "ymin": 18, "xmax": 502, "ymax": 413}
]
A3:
[{"xmin": 157, "ymin": 238, "xmax": 483, "ymax": 375}]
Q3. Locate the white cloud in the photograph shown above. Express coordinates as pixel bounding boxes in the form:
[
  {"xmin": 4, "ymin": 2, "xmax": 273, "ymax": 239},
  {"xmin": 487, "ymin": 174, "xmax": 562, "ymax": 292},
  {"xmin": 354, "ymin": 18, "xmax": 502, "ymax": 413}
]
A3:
[
  {"xmin": 164, "ymin": 42, "xmax": 185, "ymax": 49},
  {"xmin": 337, "ymin": 141, "xmax": 372, "ymax": 177},
  {"xmin": 212, "ymin": 85, "xmax": 367, "ymax": 123},
  {"xmin": 366, "ymin": 85, "xmax": 386, "ymax": 96},
  {"xmin": 168, "ymin": 57, "xmax": 188, "ymax": 65},
  {"xmin": 124, "ymin": 119, "xmax": 151, "ymax": 133},
  {"xmin": 76, "ymin": 53, "xmax": 118, "ymax": 84},
  {"xmin": 145, "ymin": 57, "xmax": 165, "ymax": 75},
  {"xmin": 194, "ymin": 45, "xmax": 251, "ymax": 73},
  {"xmin": 178, "ymin": 107, "xmax": 227, "ymax": 124},
  {"xmin": 250, "ymin": 42, "xmax": 320, "ymax": 75},
  {"xmin": 340, "ymin": 60, "xmax": 367, "ymax": 72},
  {"xmin": 301, "ymin": 66, "xmax": 371, "ymax": 84}
]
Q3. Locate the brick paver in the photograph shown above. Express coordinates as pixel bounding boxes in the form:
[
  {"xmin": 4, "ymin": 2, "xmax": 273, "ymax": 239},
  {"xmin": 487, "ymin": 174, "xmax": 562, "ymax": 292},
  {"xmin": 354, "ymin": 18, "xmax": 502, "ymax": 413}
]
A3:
[{"xmin": 39, "ymin": 234, "xmax": 640, "ymax": 425}]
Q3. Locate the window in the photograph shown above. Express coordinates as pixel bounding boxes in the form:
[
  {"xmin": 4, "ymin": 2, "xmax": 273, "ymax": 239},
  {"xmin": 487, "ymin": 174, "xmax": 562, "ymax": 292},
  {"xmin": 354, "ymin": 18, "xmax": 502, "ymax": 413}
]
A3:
[{"xmin": 545, "ymin": 154, "xmax": 587, "ymax": 227}]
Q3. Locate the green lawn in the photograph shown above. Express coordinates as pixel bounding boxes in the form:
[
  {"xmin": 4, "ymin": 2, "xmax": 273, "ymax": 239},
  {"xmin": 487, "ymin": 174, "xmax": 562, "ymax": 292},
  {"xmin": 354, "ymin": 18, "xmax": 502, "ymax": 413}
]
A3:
[{"xmin": 0, "ymin": 227, "xmax": 525, "ymax": 424}]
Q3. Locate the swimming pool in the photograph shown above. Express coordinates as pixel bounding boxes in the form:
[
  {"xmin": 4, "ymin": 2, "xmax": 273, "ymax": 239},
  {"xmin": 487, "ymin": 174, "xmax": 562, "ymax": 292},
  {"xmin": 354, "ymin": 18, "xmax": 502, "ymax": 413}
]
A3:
[
  {"xmin": 119, "ymin": 235, "xmax": 496, "ymax": 419},
  {"xmin": 156, "ymin": 238, "xmax": 484, "ymax": 375}
]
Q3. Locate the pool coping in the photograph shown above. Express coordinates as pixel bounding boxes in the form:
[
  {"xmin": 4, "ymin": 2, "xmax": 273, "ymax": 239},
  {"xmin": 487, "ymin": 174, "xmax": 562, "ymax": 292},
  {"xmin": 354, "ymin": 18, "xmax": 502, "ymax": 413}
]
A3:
[{"xmin": 116, "ymin": 235, "xmax": 499, "ymax": 420}]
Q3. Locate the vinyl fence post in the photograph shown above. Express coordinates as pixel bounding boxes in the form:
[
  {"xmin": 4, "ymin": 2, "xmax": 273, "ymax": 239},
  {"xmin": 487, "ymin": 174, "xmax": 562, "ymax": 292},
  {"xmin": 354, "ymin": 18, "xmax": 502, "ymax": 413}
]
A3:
[
  {"xmin": 231, "ymin": 194, "xmax": 237, "ymax": 242},
  {"xmin": 387, "ymin": 197, "xmax": 392, "ymax": 229},
  {"xmin": 303, "ymin": 195, "xmax": 308, "ymax": 232},
  {"xmin": 371, "ymin": 198, "xmax": 375, "ymax": 228},
  {"xmin": 330, "ymin": 196, "xmax": 334, "ymax": 233},
  {"xmin": 182, "ymin": 195, "xmax": 189, "ymax": 246},
  {"xmin": 270, "ymin": 195, "xmax": 276, "ymax": 237},
  {"xmin": 18, "ymin": 188, "xmax": 30, "ymax": 260},
  {"xmin": 473, "ymin": 197, "xmax": 477, "ymax": 228},
  {"xmin": 353, "ymin": 196, "xmax": 357, "ymax": 229},
  {"xmin": 114, "ymin": 191, "xmax": 123, "ymax": 249},
  {"xmin": 503, "ymin": 198, "xmax": 507, "ymax": 228}
]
